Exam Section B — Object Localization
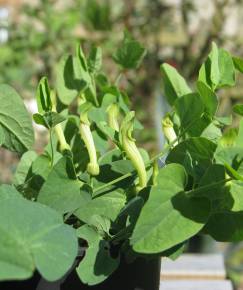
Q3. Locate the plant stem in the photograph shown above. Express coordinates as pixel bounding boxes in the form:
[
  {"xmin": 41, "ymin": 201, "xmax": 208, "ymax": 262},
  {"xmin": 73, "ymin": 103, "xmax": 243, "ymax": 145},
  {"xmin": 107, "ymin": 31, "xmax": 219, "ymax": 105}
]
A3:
[
  {"xmin": 186, "ymin": 178, "xmax": 232, "ymax": 197},
  {"xmin": 49, "ymin": 128, "xmax": 54, "ymax": 168},
  {"xmin": 93, "ymin": 141, "xmax": 174, "ymax": 194}
]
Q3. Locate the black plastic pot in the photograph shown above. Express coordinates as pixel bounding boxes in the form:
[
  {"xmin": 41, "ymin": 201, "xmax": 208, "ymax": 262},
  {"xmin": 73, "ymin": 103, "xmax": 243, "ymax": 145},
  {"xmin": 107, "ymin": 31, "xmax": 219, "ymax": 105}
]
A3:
[{"xmin": 0, "ymin": 256, "xmax": 161, "ymax": 290}]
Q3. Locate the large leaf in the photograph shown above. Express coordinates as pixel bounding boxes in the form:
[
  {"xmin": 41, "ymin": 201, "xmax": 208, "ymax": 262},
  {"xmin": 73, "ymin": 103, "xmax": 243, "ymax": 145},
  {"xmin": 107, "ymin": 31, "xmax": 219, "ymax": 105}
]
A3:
[
  {"xmin": 160, "ymin": 63, "xmax": 191, "ymax": 105},
  {"xmin": 166, "ymin": 137, "xmax": 217, "ymax": 181},
  {"xmin": 131, "ymin": 164, "xmax": 210, "ymax": 253},
  {"xmin": 38, "ymin": 157, "xmax": 83, "ymax": 214},
  {"xmin": 0, "ymin": 187, "xmax": 78, "ymax": 281},
  {"xmin": 76, "ymin": 225, "xmax": 119, "ymax": 285},
  {"xmin": 0, "ymin": 84, "xmax": 34, "ymax": 153}
]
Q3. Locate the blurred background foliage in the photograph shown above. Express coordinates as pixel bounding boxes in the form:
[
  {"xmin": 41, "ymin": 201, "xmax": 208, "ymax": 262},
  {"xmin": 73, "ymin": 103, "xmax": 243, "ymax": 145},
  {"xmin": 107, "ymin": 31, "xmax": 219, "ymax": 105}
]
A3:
[{"xmin": 2, "ymin": 0, "xmax": 243, "ymax": 287}]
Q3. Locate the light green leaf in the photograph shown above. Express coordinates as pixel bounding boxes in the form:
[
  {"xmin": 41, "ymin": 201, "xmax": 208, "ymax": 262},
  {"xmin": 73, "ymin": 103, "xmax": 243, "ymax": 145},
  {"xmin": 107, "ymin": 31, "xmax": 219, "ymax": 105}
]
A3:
[
  {"xmin": 88, "ymin": 46, "xmax": 102, "ymax": 73},
  {"xmin": 55, "ymin": 54, "xmax": 87, "ymax": 105},
  {"xmin": 13, "ymin": 151, "xmax": 37, "ymax": 186},
  {"xmin": 160, "ymin": 63, "xmax": 191, "ymax": 105},
  {"xmin": 0, "ymin": 193, "xmax": 78, "ymax": 281},
  {"xmin": 38, "ymin": 157, "xmax": 83, "ymax": 214},
  {"xmin": 131, "ymin": 164, "xmax": 210, "ymax": 253},
  {"xmin": 0, "ymin": 84, "xmax": 34, "ymax": 153},
  {"xmin": 198, "ymin": 43, "xmax": 235, "ymax": 91},
  {"xmin": 76, "ymin": 225, "xmax": 119, "ymax": 285}
]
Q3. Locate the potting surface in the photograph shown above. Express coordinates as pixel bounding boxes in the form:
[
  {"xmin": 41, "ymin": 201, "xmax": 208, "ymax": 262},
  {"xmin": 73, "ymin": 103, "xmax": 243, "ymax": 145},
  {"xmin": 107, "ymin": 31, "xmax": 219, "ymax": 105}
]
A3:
[{"xmin": 160, "ymin": 254, "xmax": 233, "ymax": 290}]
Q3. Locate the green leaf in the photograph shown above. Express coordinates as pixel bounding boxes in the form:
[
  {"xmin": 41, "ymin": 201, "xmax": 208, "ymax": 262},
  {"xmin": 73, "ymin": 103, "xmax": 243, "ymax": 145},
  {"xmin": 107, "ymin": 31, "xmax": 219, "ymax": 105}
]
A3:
[
  {"xmin": 160, "ymin": 63, "xmax": 191, "ymax": 105},
  {"xmin": 0, "ymin": 190, "xmax": 78, "ymax": 281},
  {"xmin": 38, "ymin": 157, "xmax": 83, "ymax": 214},
  {"xmin": 36, "ymin": 77, "xmax": 52, "ymax": 114},
  {"xmin": 210, "ymin": 42, "xmax": 220, "ymax": 88},
  {"xmin": 55, "ymin": 54, "xmax": 87, "ymax": 105},
  {"xmin": 196, "ymin": 81, "xmax": 218, "ymax": 116},
  {"xmin": 74, "ymin": 191, "xmax": 126, "ymax": 223},
  {"xmin": 232, "ymin": 56, "xmax": 243, "ymax": 73},
  {"xmin": 33, "ymin": 112, "xmax": 66, "ymax": 129},
  {"xmin": 13, "ymin": 151, "xmax": 37, "ymax": 186},
  {"xmin": 88, "ymin": 46, "xmax": 102, "ymax": 74},
  {"xmin": 233, "ymin": 104, "xmax": 243, "ymax": 116},
  {"xmin": 76, "ymin": 225, "xmax": 119, "ymax": 285},
  {"xmin": 191, "ymin": 164, "xmax": 226, "ymax": 201},
  {"xmin": 204, "ymin": 211, "xmax": 243, "ymax": 242},
  {"xmin": 0, "ymin": 184, "xmax": 22, "ymax": 201},
  {"xmin": 166, "ymin": 137, "xmax": 217, "ymax": 181},
  {"xmin": 198, "ymin": 43, "xmax": 235, "ymax": 91},
  {"xmin": 174, "ymin": 93, "xmax": 204, "ymax": 129},
  {"xmin": 131, "ymin": 164, "xmax": 210, "ymax": 253},
  {"xmin": 0, "ymin": 84, "xmax": 34, "ymax": 153},
  {"xmin": 113, "ymin": 32, "xmax": 146, "ymax": 69}
]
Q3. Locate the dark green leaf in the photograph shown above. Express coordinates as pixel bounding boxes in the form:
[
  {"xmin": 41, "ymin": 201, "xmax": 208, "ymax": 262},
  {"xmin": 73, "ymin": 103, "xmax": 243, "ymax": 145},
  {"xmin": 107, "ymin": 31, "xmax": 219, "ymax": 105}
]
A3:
[
  {"xmin": 174, "ymin": 93, "xmax": 204, "ymax": 129},
  {"xmin": 113, "ymin": 32, "xmax": 146, "ymax": 69},
  {"xmin": 166, "ymin": 137, "xmax": 217, "ymax": 181},
  {"xmin": 36, "ymin": 77, "xmax": 52, "ymax": 114}
]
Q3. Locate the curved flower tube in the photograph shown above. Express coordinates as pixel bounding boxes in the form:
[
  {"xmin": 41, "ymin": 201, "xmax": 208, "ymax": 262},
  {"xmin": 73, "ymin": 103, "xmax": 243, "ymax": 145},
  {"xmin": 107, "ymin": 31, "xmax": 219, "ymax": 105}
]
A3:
[
  {"xmin": 79, "ymin": 105, "xmax": 100, "ymax": 176},
  {"xmin": 107, "ymin": 103, "xmax": 120, "ymax": 131},
  {"xmin": 51, "ymin": 91, "xmax": 70, "ymax": 152},
  {"xmin": 120, "ymin": 111, "xmax": 147, "ymax": 192},
  {"xmin": 162, "ymin": 115, "xmax": 178, "ymax": 146}
]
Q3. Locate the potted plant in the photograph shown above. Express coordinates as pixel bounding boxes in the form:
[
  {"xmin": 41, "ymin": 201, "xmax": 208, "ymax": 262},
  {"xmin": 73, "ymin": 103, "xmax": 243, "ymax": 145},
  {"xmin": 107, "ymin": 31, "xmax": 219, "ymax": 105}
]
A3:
[{"xmin": 1, "ymin": 39, "xmax": 243, "ymax": 290}]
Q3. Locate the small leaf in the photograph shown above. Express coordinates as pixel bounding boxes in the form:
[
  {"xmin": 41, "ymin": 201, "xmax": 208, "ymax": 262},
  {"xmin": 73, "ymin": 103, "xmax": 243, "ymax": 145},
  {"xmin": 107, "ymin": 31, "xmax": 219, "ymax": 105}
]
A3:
[
  {"xmin": 233, "ymin": 104, "xmax": 243, "ymax": 116},
  {"xmin": 113, "ymin": 32, "xmax": 146, "ymax": 69},
  {"xmin": 197, "ymin": 81, "xmax": 218, "ymax": 116},
  {"xmin": 232, "ymin": 56, "xmax": 243, "ymax": 73},
  {"xmin": 88, "ymin": 46, "xmax": 102, "ymax": 74},
  {"xmin": 36, "ymin": 77, "xmax": 52, "ymax": 114},
  {"xmin": 76, "ymin": 225, "xmax": 119, "ymax": 285},
  {"xmin": 198, "ymin": 43, "xmax": 235, "ymax": 91},
  {"xmin": 160, "ymin": 63, "xmax": 191, "ymax": 105},
  {"xmin": 13, "ymin": 151, "xmax": 37, "ymax": 186}
]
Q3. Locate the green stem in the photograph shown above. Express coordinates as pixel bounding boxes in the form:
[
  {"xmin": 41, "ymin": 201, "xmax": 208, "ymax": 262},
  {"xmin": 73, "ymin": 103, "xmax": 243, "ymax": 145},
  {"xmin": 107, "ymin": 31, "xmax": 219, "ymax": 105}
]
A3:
[
  {"xmin": 49, "ymin": 128, "xmax": 54, "ymax": 168},
  {"xmin": 186, "ymin": 178, "xmax": 232, "ymax": 197}
]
